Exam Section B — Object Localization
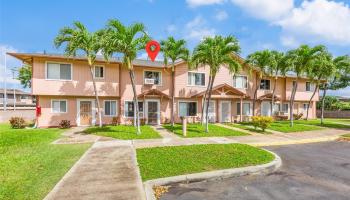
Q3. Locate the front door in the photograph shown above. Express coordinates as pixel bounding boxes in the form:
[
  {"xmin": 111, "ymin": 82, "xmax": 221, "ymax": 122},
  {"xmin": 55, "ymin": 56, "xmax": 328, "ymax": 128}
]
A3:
[
  {"xmin": 220, "ymin": 101, "xmax": 231, "ymax": 122},
  {"xmin": 261, "ymin": 101, "xmax": 271, "ymax": 116},
  {"xmin": 80, "ymin": 101, "xmax": 92, "ymax": 126},
  {"xmin": 203, "ymin": 101, "xmax": 216, "ymax": 123},
  {"xmin": 147, "ymin": 101, "xmax": 159, "ymax": 125}
]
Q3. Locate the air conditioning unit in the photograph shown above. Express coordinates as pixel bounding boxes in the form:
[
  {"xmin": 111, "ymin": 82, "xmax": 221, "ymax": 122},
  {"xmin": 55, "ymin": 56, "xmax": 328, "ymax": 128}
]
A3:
[{"xmin": 144, "ymin": 78, "xmax": 155, "ymax": 85}]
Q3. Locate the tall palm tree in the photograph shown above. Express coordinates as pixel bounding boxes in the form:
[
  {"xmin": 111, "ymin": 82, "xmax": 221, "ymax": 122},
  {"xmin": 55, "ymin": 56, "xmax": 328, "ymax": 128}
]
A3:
[
  {"xmin": 305, "ymin": 51, "xmax": 335, "ymax": 120},
  {"xmin": 160, "ymin": 37, "xmax": 189, "ymax": 127},
  {"xmin": 284, "ymin": 45, "xmax": 325, "ymax": 127},
  {"xmin": 54, "ymin": 21, "xmax": 103, "ymax": 127},
  {"xmin": 269, "ymin": 51, "xmax": 289, "ymax": 115},
  {"xmin": 100, "ymin": 19, "xmax": 149, "ymax": 134},
  {"xmin": 246, "ymin": 50, "xmax": 274, "ymax": 116},
  {"xmin": 192, "ymin": 35, "xmax": 241, "ymax": 133}
]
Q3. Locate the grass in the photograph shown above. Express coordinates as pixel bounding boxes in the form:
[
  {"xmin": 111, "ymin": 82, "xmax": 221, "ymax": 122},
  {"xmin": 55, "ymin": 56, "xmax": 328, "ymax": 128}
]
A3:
[
  {"xmin": 136, "ymin": 143, "xmax": 274, "ymax": 181},
  {"xmin": 162, "ymin": 123, "xmax": 248, "ymax": 137},
  {"xmin": 295, "ymin": 119, "xmax": 350, "ymax": 129},
  {"xmin": 342, "ymin": 133, "xmax": 350, "ymax": 138},
  {"xmin": 84, "ymin": 125, "xmax": 162, "ymax": 140},
  {"xmin": 225, "ymin": 123, "xmax": 272, "ymax": 134},
  {"xmin": 0, "ymin": 124, "xmax": 90, "ymax": 200},
  {"xmin": 325, "ymin": 118, "xmax": 350, "ymax": 125},
  {"xmin": 268, "ymin": 121, "xmax": 324, "ymax": 133}
]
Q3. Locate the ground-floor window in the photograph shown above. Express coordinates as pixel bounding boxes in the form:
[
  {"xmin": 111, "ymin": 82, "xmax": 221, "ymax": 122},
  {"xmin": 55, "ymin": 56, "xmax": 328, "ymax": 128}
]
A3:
[
  {"xmin": 104, "ymin": 100, "xmax": 117, "ymax": 116},
  {"xmin": 51, "ymin": 99, "xmax": 67, "ymax": 113},
  {"xmin": 179, "ymin": 102, "xmax": 197, "ymax": 117},
  {"xmin": 282, "ymin": 103, "xmax": 289, "ymax": 114},
  {"xmin": 237, "ymin": 102, "xmax": 251, "ymax": 115},
  {"xmin": 303, "ymin": 103, "xmax": 309, "ymax": 110},
  {"xmin": 124, "ymin": 101, "xmax": 144, "ymax": 118}
]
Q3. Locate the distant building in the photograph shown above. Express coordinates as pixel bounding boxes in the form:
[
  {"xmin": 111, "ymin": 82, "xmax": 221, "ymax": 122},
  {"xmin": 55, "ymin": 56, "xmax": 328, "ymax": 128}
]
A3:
[
  {"xmin": 0, "ymin": 89, "xmax": 36, "ymax": 108},
  {"xmin": 334, "ymin": 96, "xmax": 350, "ymax": 102}
]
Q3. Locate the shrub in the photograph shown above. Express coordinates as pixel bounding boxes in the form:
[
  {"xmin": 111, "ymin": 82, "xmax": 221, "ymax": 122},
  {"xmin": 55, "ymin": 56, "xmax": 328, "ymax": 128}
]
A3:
[
  {"xmin": 59, "ymin": 120, "xmax": 71, "ymax": 129},
  {"xmin": 293, "ymin": 113, "xmax": 303, "ymax": 120},
  {"xmin": 111, "ymin": 117, "xmax": 119, "ymax": 126},
  {"xmin": 9, "ymin": 117, "xmax": 26, "ymax": 129},
  {"xmin": 251, "ymin": 116, "xmax": 274, "ymax": 132}
]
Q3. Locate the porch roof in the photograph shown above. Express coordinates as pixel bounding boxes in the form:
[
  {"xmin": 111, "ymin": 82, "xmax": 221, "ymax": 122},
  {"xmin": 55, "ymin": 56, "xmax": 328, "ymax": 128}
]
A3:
[
  {"xmin": 191, "ymin": 83, "xmax": 246, "ymax": 98},
  {"xmin": 137, "ymin": 89, "xmax": 170, "ymax": 99},
  {"xmin": 258, "ymin": 93, "xmax": 281, "ymax": 101}
]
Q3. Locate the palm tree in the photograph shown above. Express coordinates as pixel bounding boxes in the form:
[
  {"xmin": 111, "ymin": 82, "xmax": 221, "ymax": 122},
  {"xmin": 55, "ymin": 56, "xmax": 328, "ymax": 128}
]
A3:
[
  {"xmin": 160, "ymin": 37, "xmax": 189, "ymax": 127},
  {"xmin": 320, "ymin": 55, "xmax": 350, "ymax": 124},
  {"xmin": 192, "ymin": 35, "xmax": 241, "ymax": 133},
  {"xmin": 100, "ymin": 19, "xmax": 150, "ymax": 134},
  {"xmin": 245, "ymin": 50, "xmax": 274, "ymax": 116},
  {"xmin": 269, "ymin": 51, "xmax": 289, "ymax": 115},
  {"xmin": 305, "ymin": 51, "xmax": 335, "ymax": 120},
  {"xmin": 284, "ymin": 45, "xmax": 325, "ymax": 127},
  {"xmin": 54, "ymin": 21, "xmax": 103, "ymax": 127}
]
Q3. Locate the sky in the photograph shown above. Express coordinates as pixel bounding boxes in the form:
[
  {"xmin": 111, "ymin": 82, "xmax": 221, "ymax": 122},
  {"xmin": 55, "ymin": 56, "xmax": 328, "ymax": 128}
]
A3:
[{"xmin": 0, "ymin": 0, "xmax": 350, "ymax": 96}]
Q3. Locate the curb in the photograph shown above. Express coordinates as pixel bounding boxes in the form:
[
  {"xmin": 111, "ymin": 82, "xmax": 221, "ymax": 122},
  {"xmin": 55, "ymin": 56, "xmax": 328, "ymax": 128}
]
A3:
[
  {"xmin": 143, "ymin": 149, "xmax": 282, "ymax": 200},
  {"xmin": 251, "ymin": 136, "xmax": 340, "ymax": 147}
]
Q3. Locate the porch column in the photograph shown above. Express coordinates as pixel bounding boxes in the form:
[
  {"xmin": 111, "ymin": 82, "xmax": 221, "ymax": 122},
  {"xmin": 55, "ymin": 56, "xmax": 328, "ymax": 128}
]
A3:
[{"xmin": 240, "ymin": 96, "xmax": 243, "ymax": 122}]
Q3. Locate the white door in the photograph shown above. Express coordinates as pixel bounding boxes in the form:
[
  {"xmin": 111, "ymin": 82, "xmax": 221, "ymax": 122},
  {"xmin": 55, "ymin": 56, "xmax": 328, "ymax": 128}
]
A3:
[
  {"xmin": 261, "ymin": 101, "xmax": 271, "ymax": 116},
  {"xmin": 220, "ymin": 101, "xmax": 231, "ymax": 122},
  {"xmin": 203, "ymin": 101, "xmax": 216, "ymax": 123}
]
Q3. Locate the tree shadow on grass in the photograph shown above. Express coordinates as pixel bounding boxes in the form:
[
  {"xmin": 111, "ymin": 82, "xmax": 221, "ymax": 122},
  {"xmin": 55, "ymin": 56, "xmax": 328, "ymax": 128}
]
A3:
[{"xmin": 83, "ymin": 125, "xmax": 138, "ymax": 135}]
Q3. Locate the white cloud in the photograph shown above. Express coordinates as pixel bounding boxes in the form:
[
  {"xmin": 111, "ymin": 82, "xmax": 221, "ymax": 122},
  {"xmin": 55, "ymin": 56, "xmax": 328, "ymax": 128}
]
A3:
[
  {"xmin": 185, "ymin": 16, "xmax": 216, "ymax": 40},
  {"xmin": 280, "ymin": 35, "xmax": 299, "ymax": 48},
  {"xmin": 137, "ymin": 52, "xmax": 163, "ymax": 61},
  {"xmin": 214, "ymin": 10, "xmax": 228, "ymax": 21},
  {"xmin": 277, "ymin": 0, "xmax": 350, "ymax": 45},
  {"xmin": 231, "ymin": 0, "xmax": 294, "ymax": 20},
  {"xmin": 166, "ymin": 24, "xmax": 177, "ymax": 33},
  {"xmin": 0, "ymin": 44, "xmax": 21, "ymax": 87},
  {"xmin": 186, "ymin": 0, "xmax": 226, "ymax": 7}
]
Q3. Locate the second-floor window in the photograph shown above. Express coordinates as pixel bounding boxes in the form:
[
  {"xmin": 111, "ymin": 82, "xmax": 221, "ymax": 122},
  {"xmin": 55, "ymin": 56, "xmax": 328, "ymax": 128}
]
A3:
[
  {"xmin": 260, "ymin": 79, "xmax": 270, "ymax": 90},
  {"xmin": 144, "ymin": 71, "xmax": 161, "ymax": 85},
  {"xmin": 306, "ymin": 82, "xmax": 314, "ymax": 91},
  {"xmin": 188, "ymin": 72, "xmax": 205, "ymax": 86},
  {"xmin": 47, "ymin": 62, "xmax": 72, "ymax": 80},
  {"xmin": 233, "ymin": 75, "xmax": 248, "ymax": 89},
  {"xmin": 94, "ymin": 66, "xmax": 104, "ymax": 79}
]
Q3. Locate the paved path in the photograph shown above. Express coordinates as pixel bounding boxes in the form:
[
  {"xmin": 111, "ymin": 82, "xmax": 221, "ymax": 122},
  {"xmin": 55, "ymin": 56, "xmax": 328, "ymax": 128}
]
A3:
[
  {"xmin": 45, "ymin": 140, "xmax": 145, "ymax": 200},
  {"xmin": 162, "ymin": 141, "xmax": 350, "ymax": 200}
]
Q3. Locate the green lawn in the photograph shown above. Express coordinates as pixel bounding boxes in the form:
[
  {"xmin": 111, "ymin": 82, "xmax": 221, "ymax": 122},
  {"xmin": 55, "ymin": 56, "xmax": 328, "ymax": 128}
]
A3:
[
  {"xmin": 325, "ymin": 118, "xmax": 350, "ymax": 125},
  {"xmin": 342, "ymin": 133, "xmax": 350, "ymax": 138},
  {"xmin": 0, "ymin": 124, "xmax": 90, "ymax": 200},
  {"xmin": 84, "ymin": 125, "xmax": 161, "ymax": 140},
  {"xmin": 137, "ymin": 143, "xmax": 274, "ymax": 181},
  {"xmin": 162, "ymin": 123, "xmax": 248, "ymax": 137},
  {"xmin": 294, "ymin": 119, "xmax": 350, "ymax": 129},
  {"xmin": 225, "ymin": 123, "xmax": 272, "ymax": 134},
  {"xmin": 268, "ymin": 121, "xmax": 324, "ymax": 133}
]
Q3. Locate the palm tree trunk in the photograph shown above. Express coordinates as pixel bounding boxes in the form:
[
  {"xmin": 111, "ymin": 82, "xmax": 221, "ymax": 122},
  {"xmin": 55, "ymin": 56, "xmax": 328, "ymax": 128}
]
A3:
[
  {"xmin": 321, "ymin": 83, "xmax": 328, "ymax": 125},
  {"xmin": 205, "ymin": 74, "xmax": 216, "ymax": 133},
  {"xmin": 252, "ymin": 76, "xmax": 259, "ymax": 116},
  {"xmin": 127, "ymin": 60, "xmax": 141, "ymax": 134},
  {"xmin": 306, "ymin": 84, "xmax": 318, "ymax": 120},
  {"xmin": 201, "ymin": 75, "xmax": 212, "ymax": 125},
  {"xmin": 271, "ymin": 77, "xmax": 277, "ymax": 116},
  {"xmin": 171, "ymin": 66, "xmax": 175, "ymax": 127},
  {"xmin": 89, "ymin": 65, "xmax": 102, "ymax": 127},
  {"xmin": 289, "ymin": 79, "xmax": 298, "ymax": 127}
]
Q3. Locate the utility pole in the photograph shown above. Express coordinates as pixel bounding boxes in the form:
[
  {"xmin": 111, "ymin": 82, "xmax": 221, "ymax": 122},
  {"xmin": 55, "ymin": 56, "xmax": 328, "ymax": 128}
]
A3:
[
  {"xmin": 4, "ymin": 53, "xmax": 7, "ymax": 111},
  {"xmin": 11, "ymin": 68, "xmax": 17, "ymax": 111}
]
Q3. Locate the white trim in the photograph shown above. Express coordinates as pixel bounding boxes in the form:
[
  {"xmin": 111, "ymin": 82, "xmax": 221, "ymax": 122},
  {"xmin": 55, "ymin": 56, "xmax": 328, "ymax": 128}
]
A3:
[
  {"xmin": 143, "ymin": 69, "xmax": 162, "ymax": 86},
  {"xmin": 123, "ymin": 100, "xmax": 144, "ymax": 118},
  {"xmin": 93, "ymin": 65, "xmax": 105, "ymax": 79},
  {"xmin": 103, "ymin": 100, "xmax": 118, "ymax": 117},
  {"xmin": 236, "ymin": 101, "xmax": 252, "ymax": 116},
  {"xmin": 233, "ymin": 74, "xmax": 248, "ymax": 89},
  {"xmin": 76, "ymin": 99, "xmax": 96, "ymax": 126},
  {"xmin": 202, "ymin": 100, "xmax": 216, "ymax": 122},
  {"xmin": 51, "ymin": 99, "xmax": 68, "ymax": 113},
  {"xmin": 219, "ymin": 100, "xmax": 231, "ymax": 122},
  {"xmin": 187, "ymin": 71, "xmax": 206, "ymax": 87},
  {"xmin": 145, "ymin": 99, "xmax": 161, "ymax": 125},
  {"xmin": 178, "ymin": 100, "xmax": 198, "ymax": 117},
  {"xmin": 45, "ymin": 61, "xmax": 73, "ymax": 81}
]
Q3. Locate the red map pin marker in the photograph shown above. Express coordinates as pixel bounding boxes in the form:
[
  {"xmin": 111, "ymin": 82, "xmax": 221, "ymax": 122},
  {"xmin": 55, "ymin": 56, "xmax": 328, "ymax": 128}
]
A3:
[{"xmin": 145, "ymin": 40, "xmax": 160, "ymax": 62}]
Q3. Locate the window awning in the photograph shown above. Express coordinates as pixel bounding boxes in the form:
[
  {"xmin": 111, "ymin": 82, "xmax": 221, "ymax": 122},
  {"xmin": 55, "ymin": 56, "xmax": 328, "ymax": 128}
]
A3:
[
  {"xmin": 258, "ymin": 93, "xmax": 281, "ymax": 101},
  {"xmin": 137, "ymin": 89, "xmax": 170, "ymax": 99},
  {"xmin": 191, "ymin": 83, "xmax": 246, "ymax": 99}
]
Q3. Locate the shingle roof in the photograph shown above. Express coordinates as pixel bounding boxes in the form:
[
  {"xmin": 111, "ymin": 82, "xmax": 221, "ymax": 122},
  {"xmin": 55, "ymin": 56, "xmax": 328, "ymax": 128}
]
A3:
[{"xmin": 0, "ymin": 88, "xmax": 31, "ymax": 95}]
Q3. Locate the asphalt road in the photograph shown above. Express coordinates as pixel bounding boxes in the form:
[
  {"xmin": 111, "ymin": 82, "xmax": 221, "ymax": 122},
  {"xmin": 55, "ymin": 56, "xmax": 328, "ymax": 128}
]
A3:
[{"xmin": 161, "ymin": 141, "xmax": 350, "ymax": 200}]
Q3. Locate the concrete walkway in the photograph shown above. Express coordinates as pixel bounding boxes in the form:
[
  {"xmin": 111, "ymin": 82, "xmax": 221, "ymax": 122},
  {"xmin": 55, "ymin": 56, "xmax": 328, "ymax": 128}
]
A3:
[{"xmin": 45, "ymin": 140, "xmax": 145, "ymax": 200}]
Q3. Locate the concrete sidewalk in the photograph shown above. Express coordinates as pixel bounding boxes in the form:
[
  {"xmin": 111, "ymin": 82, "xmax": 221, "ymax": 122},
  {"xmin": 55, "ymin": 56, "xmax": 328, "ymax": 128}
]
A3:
[{"xmin": 45, "ymin": 140, "xmax": 145, "ymax": 200}]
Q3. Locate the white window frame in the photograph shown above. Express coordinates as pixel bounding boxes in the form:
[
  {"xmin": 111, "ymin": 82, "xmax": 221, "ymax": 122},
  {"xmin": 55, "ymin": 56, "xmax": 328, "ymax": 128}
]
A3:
[
  {"xmin": 51, "ymin": 99, "xmax": 68, "ymax": 113},
  {"xmin": 124, "ymin": 100, "xmax": 144, "ymax": 118},
  {"xmin": 45, "ymin": 61, "xmax": 73, "ymax": 81},
  {"xmin": 104, "ymin": 100, "xmax": 118, "ymax": 116},
  {"xmin": 233, "ymin": 75, "xmax": 248, "ymax": 89},
  {"xmin": 94, "ymin": 65, "xmax": 105, "ymax": 79},
  {"xmin": 305, "ymin": 82, "xmax": 314, "ymax": 92},
  {"xmin": 187, "ymin": 71, "xmax": 206, "ymax": 87},
  {"xmin": 143, "ymin": 70, "xmax": 162, "ymax": 86},
  {"xmin": 237, "ymin": 101, "xmax": 252, "ymax": 116},
  {"xmin": 178, "ymin": 100, "xmax": 198, "ymax": 117},
  {"xmin": 282, "ymin": 103, "xmax": 289, "ymax": 114},
  {"xmin": 259, "ymin": 79, "xmax": 271, "ymax": 90}
]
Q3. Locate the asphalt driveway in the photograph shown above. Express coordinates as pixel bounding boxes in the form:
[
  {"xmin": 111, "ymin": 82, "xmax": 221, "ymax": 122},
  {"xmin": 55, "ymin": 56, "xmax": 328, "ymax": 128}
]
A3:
[{"xmin": 161, "ymin": 141, "xmax": 350, "ymax": 200}]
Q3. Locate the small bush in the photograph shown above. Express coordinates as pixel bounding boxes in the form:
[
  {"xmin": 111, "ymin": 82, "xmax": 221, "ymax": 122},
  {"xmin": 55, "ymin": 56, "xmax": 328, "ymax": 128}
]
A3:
[
  {"xmin": 9, "ymin": 117, "xmax": 26, "ymax": 129},
  {"xmin": 111, "ymin": 117, "xmax": 120, "ymax": 126},
  {"xmin": 293, "ymin": 113, "xmax": 303, "ymax": 120},
  {"xmin": 252, "ymin": 116, "xmax": 274, "ymax": 132},
  {"xmin": 59, "ymin": 120, "xmax": 71, "ymax": 129}
]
